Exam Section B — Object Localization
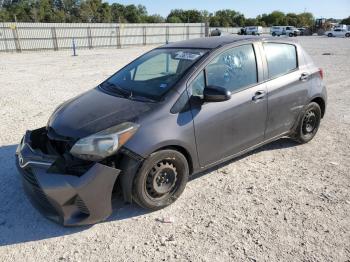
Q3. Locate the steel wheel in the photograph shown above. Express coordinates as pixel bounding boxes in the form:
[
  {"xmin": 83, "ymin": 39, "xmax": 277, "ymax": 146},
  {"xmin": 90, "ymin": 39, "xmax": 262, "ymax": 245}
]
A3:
[
  {"xmin": 292, "ymin": 102, "xmax": 322, "ymax": 144},
  {"xmin": 302, "ymin": 110, "xmax": 317, "ymax": 135},
  {"xmin": 145, "ymin": 161, "xmax": 178, "ymax": 199},
  {"xmin": 133, "ymin": 149, "xmax": 189, "ymax": 210}
]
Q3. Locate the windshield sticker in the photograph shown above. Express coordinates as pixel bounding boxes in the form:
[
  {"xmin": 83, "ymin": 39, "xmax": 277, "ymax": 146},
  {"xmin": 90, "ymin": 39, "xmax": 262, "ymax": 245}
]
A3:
[
  {"xmin": 174, "ymin": 51, "xmax": 202, "ymax": 61},
  {"xmin": 160, "ymin": 83, "xmax": 168, "ymax": 88}
]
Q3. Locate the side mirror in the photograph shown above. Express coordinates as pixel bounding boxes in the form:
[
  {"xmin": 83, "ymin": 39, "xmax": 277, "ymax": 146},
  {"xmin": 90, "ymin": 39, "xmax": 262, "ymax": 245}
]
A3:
[{"xmin": 203, "ymin": 85, "xmax": 231, "ymax": 102}]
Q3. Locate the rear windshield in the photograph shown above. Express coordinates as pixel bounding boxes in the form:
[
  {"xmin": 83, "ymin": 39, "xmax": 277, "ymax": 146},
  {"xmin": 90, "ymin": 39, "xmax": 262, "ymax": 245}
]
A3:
[{"xmin": 101, "ymin": 48, "xmax": 208, "ymax": 101}]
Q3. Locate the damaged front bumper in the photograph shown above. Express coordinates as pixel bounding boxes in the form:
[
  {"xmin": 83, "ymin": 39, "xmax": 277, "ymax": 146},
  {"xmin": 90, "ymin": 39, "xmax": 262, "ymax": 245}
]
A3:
[{"xmin": 15, "ymin": 128, "xmax": 120, "ymax": 226}]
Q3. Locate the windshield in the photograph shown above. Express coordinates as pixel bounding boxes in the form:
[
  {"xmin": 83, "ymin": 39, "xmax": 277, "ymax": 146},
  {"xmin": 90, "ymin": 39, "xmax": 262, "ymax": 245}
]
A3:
[{"xmin": 101, "ymin": 48, "xmax": 208, "ymax": 101}]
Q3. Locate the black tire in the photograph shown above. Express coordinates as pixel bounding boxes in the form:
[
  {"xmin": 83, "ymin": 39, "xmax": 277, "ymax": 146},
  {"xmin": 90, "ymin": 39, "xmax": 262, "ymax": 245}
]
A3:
[
  {"xmin": 272, "ymin": 32, "xmax": 276, "ymax": 37},
  {"xmin": 133, "ymin": 149, "xmax": 189, "ymax": 210},
  {"xmin": 345, "ymin": 33, "xmax": 350, "ymax": 38},
  {"xmin": 328, "ymin": 33, "xmax": 333, "ymax": 37},
  {"xmin": 289, "ymin": 32, "xmax": 294, "ymax": 37},
  {"xmin": 292, "ymin": 102, "xmax": 322, "ymax": 144}
]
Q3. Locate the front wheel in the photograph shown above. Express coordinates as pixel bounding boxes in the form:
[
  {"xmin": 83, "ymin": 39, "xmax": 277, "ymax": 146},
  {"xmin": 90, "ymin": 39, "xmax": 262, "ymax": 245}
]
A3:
[
  {"xmin": 345, "ymin": 33, "xmax": 350, "ymax": 38},
  {"xmin": 289, "ymin": 32, "xmax": 294, "ymax": 37},
  {"xmin": 292, "ymin": 102, "xmax": 321, "ymax": 144},
  {"xmin": 133, "ymin": 149, "xmax": 189, "ymax": 210},
  {"xmin": 328, "ymin": 33, "xmax": 333, "ymax": 37}
]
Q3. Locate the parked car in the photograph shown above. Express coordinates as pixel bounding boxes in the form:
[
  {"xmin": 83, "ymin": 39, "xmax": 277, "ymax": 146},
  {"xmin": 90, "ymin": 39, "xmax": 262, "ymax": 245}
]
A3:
[
  {"xmin": 297, "ymin": 27, "xmax": 307, "ymax": 35},
  {"xmin": 271, "ymin": 26, "xmax": 300, "ymax": 37},
  {"xmin": 245, "ymin": 26, "xmax": 263, "ymax": 35},
  {"xmin": 16, "ymin": 36, "xmax": 327, "ymax": 226},
  {"xmin": 325, "ymin": 28, "xmax": 350, "ymax": 37},
  {"xmin": 210, "ymin": 28, "xmax": 222, "ymax": 36}
]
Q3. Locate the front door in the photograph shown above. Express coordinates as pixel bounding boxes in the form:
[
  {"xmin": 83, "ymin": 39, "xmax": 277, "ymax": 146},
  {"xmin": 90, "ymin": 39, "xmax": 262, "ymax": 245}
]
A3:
[{"xmin": 189, "ymin": 44, "xmax": 268, "ymax": 167}]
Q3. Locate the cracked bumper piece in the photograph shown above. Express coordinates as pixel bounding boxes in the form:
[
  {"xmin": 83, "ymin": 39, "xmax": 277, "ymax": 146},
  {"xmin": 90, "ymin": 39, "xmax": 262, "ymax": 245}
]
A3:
[{"xmin": 16, "ymin": 129, "xmax": 120, "ymax": 226}]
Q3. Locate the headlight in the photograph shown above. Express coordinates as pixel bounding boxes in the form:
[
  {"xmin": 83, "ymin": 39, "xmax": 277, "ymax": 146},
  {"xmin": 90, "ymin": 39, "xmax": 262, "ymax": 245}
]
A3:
[{"xmin": 70, "ymin": 122, "xmax": 139, "ymax": 161}]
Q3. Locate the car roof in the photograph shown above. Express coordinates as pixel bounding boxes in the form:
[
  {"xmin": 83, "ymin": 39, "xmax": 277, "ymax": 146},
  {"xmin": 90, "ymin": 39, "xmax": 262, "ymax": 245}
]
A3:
[{"xmin": 161, "ymin": 35, "xmax": 267, "ymax": 50}]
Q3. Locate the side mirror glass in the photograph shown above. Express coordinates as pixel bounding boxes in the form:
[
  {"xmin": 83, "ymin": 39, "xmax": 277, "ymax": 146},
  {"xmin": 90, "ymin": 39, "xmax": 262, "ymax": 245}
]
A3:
[{"xmin": 203, "ymin": 85, "xmax": 231, "ymax": 102}]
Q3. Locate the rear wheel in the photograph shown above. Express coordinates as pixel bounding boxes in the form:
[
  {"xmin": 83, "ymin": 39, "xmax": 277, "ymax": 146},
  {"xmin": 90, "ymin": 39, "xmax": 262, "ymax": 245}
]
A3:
[
  {"xmin": 292, "ymin": 102, "xmax": 321, "ymax": 144},
  {"xmin": 272, "ymin": 32, "xmax": 276, "ymax": 37},
  {"xmin": 133, "ymin": 149, "xmax": 189, "ymax": 210},
  {"xmin": 289, "ymin": 32, "xmax": 294, "ymax": 37},
  {"xmin": 345, "ymin": 33, "xmax": 350, "ymax": 38}
]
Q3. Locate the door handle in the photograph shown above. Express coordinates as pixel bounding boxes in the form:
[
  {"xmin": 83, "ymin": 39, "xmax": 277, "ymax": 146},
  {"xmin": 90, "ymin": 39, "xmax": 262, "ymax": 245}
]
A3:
[
  {"xmin": 300, "ymin": 72, "xmax": 309, "ymax": 81},
  {"xmin": 252, "ymin": 90, "xmax": 266, "ymax": 101}
]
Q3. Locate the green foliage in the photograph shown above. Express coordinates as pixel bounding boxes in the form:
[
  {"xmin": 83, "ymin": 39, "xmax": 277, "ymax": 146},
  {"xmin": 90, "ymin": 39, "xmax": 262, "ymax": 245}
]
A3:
[
  {"xmin": 0, "ymin": 2, "xmax": 346, "ymax": 27},
  {"xmin": 166, "ymin": 9, "xmax": 203, "ymax": 23},
  {"xmin": 212, "ymin": 9, "xmax": 245, "ymax": 27},
  {"xmin": 341, "ymin": 16, "xmax": 350, "ymax": 25}
]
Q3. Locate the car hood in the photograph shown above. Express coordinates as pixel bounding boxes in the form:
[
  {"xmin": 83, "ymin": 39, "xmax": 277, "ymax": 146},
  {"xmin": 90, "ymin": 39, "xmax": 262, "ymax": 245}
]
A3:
[{"xmin": 47, "ymin": 87, "xmax": 156, "ymax": 139}]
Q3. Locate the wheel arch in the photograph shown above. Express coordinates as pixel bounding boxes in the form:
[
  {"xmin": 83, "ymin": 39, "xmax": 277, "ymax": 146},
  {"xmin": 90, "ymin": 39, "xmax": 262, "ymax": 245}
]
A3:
[
  {"xmin": 310, "ymin": 97, "xmax": 326, "ymax": 118},
  {"xmin": 119, "ymin": 143, "xmax": 195, "ymax": 204},
  {"xmin": 155, "ymin": 145, "xmax": 194, "ymax": 175}
]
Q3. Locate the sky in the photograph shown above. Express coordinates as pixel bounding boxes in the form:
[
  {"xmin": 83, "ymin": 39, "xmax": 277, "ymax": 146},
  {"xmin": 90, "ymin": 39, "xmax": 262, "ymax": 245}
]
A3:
[{"xmin": 109, "ymin": 0, "xmax": 350, "ymax": 19}]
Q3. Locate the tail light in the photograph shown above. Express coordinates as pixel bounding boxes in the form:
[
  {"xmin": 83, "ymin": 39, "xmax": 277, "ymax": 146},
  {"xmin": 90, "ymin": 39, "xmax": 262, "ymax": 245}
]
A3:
[{"xmin": 319, "ymin": 68, "xmax": 324, "ymax": 79}]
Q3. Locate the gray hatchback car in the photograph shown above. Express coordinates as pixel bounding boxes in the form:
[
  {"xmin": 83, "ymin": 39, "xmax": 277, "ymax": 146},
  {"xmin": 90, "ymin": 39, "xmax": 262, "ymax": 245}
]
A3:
[{"xmin": 16, "ymin": 36, "xmax": 326, "ymax": 226}]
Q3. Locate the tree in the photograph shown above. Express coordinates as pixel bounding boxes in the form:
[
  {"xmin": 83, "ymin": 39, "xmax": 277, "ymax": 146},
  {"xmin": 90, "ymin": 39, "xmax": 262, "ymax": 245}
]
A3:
[
  {"xmin": 167, "ymin": 9, "xmax": 203, "ymax": 23},
  {"xmin": 145, "ymin": 14, "xmax": 164, "ymax": 23},
  {"xmin": 98, "ymin": 2, "xmax": 111, "ymax": 22},
  {"xmin": 167, "ymin": 15, "xmax": 182, "ymax": 23},
  {"xmin": 245, "ymin": 18, "xmax": 257, "ymax": 26},
  {"xmin": 0, "ymin": 9, "xmax": 10, "ymax": 21},
  {"xmin": 37, "ymin": 0, "xmax": 55, "ymax": 22},
  {"xmin": 110, "ymin": 3, "xmax": 126, "ymax": 23},
  {"xmin": 285, "ymin": 12, "xmax": 298, "ymax": 27},
  {"xmin": 341, "ymin": 16, "xmax": 350, "ymax": 25},
  {"xmin": 260, "ymin": 11, "xmax": 285, "ymax": 26},
  {"xmin": 211, "ymin": 9, "xmax": 245, "ymax": 27},
  {"xmin": 124, "ymin": 4, "xmax": 143, "ymax": 23},
  {"xmin": 80, "ymin": 0, "xmax": 102, "ymax": 22},
  {"xmin": 297, "ymin": 12, "xmax": 314, "ymax": 27},
  {"xmin": 0, "ymin": 3, "xmax": 320, "ymax": 27}
]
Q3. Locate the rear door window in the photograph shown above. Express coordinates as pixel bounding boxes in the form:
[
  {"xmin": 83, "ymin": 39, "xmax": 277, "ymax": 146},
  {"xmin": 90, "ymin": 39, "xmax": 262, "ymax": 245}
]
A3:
[{"xmin": 263, "ymin": 43, "xmax": 298, "ymax": 79}]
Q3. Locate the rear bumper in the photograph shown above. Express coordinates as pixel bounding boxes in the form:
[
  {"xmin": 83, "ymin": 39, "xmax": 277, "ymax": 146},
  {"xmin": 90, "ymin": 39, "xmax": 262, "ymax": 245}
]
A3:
[{"xmin": 16, "ymin": 129, "xmax": 120, "ymax": 226}]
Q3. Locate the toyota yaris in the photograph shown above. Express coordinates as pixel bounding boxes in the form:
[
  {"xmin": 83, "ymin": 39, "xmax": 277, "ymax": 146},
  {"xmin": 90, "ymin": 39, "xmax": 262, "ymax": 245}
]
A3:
[{"xmin": 16, "ymin": 36, "xmax": 327, "ymax": 226}]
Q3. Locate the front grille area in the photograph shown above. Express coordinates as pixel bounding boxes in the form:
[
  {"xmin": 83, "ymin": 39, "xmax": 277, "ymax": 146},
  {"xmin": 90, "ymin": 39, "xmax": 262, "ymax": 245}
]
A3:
[
  {"xmin": 21, "ymin": 168, "xmax": 59, "ymax": 218},
  {"xmin": 75, "ymin": 196, "xmax": 90, "ymax": 215}
]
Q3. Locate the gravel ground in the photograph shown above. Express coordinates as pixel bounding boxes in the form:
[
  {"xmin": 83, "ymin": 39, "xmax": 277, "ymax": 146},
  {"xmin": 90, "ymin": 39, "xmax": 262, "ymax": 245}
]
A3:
[{"xmin": 0, "ymin": 37, "xmax": 349, "ymax": 262}]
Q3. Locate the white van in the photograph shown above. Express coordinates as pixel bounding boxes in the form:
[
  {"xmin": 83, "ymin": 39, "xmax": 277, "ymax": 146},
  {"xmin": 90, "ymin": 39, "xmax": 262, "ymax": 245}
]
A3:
[{"xmin": 245, "ymin": 26, "xmax": 263, "ymax": 35}]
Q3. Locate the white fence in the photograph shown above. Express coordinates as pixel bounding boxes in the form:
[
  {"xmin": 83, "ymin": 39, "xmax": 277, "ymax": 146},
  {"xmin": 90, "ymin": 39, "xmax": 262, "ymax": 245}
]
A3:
[
  {"xmin": 0, "ymin": 22, "xmax": 206, "ymax": 52},
  {"xmin": 0, "ymin": 23, "xmax": 271, "ymax": 52}
]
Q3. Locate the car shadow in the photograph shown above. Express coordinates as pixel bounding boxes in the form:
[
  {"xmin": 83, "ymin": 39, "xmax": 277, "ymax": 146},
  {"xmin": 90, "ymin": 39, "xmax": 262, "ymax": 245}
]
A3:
[{"xmin": 0, "ymin": 137, "xmax": 298, "ymax": 246}]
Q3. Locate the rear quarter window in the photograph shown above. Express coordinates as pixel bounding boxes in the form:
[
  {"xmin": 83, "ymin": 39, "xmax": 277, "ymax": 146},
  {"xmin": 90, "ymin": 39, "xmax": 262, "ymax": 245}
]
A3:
[{"xmin": 263, "ymin": 43, "xmax": 298, "ymax": 79}]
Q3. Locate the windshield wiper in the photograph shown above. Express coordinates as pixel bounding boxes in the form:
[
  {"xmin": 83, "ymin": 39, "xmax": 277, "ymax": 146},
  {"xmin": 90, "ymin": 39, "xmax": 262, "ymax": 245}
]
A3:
[
  {"xmin": 100, "ymin": 82, "xmax": 132, "ymax": 98},
  {"xmin": 100, "ymin": 82, "xmax": 157, "ymax": 102}
]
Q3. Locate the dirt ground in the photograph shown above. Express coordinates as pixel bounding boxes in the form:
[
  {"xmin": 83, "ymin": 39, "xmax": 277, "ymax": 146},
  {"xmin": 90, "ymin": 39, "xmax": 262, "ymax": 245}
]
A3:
[{"xmin": 0, "ymin": 36, "xmax": 349, "ymax": 262}]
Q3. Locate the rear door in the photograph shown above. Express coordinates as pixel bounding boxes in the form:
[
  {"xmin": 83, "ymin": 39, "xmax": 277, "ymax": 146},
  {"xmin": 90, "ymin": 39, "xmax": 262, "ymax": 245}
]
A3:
[
  {"xmin": 189, "ymin": 43, "xmax": 268, "ymax": 167},
  {"xmin": 262, "ymin": 42, "xmax": 309, "ymax": 139}
]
